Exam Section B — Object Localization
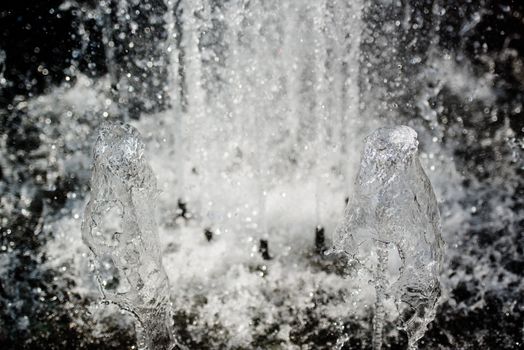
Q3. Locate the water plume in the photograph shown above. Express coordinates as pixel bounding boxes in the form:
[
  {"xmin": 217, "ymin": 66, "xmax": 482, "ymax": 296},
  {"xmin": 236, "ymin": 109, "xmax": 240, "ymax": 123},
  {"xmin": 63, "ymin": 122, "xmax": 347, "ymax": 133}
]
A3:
[
  {"xmin": 81, "ymin": 122, "xmax": 176, "ymax": 350},
  {"xmin": 333, "ymin": 125, "xmax": 444, "ymax": 350}
]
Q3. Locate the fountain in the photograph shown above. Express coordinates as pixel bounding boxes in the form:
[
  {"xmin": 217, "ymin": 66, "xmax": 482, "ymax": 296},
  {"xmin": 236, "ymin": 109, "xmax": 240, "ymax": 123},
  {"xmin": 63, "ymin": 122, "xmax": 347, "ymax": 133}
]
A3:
[
  {"xmin": 80, "ymin": 122, "xmax": 444, "ymax": 349},
  {"xmin": 1, "ymin": 0, "xmax": 522, "ymax": 349},
  {"xmin": 333, "ymin": 125, "xmax": 444, "ymax": 349},
  {"xmin": 81, "ymin": 123, "xmax": 176, "ymax": 350}
]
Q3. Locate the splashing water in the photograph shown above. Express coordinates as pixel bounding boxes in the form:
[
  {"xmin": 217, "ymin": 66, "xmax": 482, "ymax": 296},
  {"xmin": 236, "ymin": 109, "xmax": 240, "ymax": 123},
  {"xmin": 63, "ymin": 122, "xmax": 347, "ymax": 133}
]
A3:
[
  {"xmin": 333, "ymin": 125, "xmax": 444, "ymax": 350},
  {"xmin": 158, "ymin": 0, "xmax": 365, "ymax": 235},
  {"xmin": 2, "ymin": 0, "xmax": 522, "ymax": 349},
  {"xmin": 81, "ymin": 122, "xmax": 176, "ymax": 350}
]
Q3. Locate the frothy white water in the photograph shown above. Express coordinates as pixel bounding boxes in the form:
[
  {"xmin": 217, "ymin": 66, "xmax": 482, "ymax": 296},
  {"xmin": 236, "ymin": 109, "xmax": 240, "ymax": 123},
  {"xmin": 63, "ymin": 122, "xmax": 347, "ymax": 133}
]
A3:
[
  {"xmin": 18, "ymin": 0, "xmax": 518, "ymax": 348},
  {"xmin": 160, "ymin": 0, "xmax": 365, "ymax": 235},
  {"xmin": 41, "ymin": 0, "xmax": 450, "ymax": 347}
]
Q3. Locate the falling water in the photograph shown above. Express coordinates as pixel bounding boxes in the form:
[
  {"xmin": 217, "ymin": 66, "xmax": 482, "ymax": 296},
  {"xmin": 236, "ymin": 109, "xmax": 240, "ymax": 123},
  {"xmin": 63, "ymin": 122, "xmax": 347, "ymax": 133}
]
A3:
[
  {"xmin": 2, "ymin": 0, "xmax": 522, "ymax": 349},
  {"xmin": 153, "ymin": 0, "xmax": 365, "ymax": 252},
  {"xmin": 76, "ymin": 0, "xmax": 436, "ymax": 347}
]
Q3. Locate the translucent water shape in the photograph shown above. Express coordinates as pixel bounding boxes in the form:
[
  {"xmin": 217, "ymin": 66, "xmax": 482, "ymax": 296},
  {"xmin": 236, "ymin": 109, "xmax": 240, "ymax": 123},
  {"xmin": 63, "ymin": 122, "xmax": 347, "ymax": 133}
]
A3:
[
  {"xmin": 333, "ymin": 125, "xmax": 444, "ymax": 350},
  {"xmin": 82, "ymin": 122, "xmax": 176, "ymax": 350}
]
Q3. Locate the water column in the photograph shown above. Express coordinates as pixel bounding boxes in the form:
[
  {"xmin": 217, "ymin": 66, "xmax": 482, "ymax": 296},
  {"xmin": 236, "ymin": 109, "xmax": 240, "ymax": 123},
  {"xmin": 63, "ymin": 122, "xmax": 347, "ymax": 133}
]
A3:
[
  {"xmin": 163, "ymin": 0, "xmax": 186, "ymax": 214},
  {"xmin": 338, "ymin": 0, "xmax": 364, "ymax": 195},
  {"xmin": 82, "ymin": 123, "xmax": 177, "ymax": 350},
  {"xmin": 312, "ymin": 0, "xmax": 329, "ymax": 236},
  {"xmin": 332, "ymin": 126, "xmax": 444, "ymax": 350}
]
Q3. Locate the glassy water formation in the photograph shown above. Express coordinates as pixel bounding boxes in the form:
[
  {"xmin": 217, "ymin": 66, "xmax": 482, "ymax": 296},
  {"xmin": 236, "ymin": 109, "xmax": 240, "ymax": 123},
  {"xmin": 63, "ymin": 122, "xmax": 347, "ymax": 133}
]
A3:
[
  {"xmin": 84, "ymin": 122, "xmax": 444, "ymax": 350},
  {"xmin": 0, "ymin": 0, "xmax": 523, "ymax": 349},
  {"xmin": 81, "ymin": 123, "xmax": 175, "ymax": 350},
  {"xmin": 333, "ymin": 126, "xmax": 444, "ymax": 350}
]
